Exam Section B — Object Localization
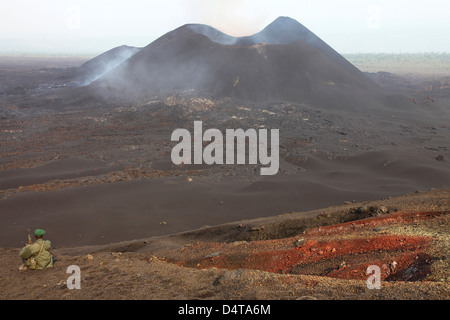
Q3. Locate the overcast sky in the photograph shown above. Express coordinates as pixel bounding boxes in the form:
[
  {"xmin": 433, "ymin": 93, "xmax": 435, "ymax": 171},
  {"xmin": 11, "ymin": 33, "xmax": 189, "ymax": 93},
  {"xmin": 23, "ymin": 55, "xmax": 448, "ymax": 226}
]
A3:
[{"xmin": 1, "ymin": 0, "xmax": 449, "ymax": 55}]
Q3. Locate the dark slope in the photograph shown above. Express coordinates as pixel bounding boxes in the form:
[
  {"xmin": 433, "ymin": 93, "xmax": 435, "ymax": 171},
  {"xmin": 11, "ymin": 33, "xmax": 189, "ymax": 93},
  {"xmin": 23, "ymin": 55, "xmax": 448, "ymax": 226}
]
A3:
[
  {"xmin": 90, "ymin": 17, "xmax": 396, "ymax": 110},
  {"xmin": 189, "ymin": 17, "xmax": 369, "ymax": 88},
  {"xmin": 75, "ymin": 45, "xmax": 141, "ymax": 85}
]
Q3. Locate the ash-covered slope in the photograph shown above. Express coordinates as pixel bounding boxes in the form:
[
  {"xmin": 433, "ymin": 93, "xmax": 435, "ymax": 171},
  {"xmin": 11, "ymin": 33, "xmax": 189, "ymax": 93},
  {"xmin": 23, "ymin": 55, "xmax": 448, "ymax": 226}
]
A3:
[
  {"xmin": 189, "ymin": 17, "xmax": 365, "ymax": 84},
  {"xmin": 192, "ymin": 17, "xmax": 354, "ymax": 63},
  {"xmin": 75, "ymin": 45, "xmax": 141, "ymax": 86},
  {"xmin": 91, "ymin": 17, "xmax": 387, "ymax": 110}
]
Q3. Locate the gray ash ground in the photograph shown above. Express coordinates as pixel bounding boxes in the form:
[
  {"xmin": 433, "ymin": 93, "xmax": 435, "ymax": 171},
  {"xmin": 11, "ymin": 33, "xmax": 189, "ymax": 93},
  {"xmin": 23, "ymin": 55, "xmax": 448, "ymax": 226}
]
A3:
[
  {"xmin": 1, "ymin": 88, "xmax": 448, "ymax": 178},
  {"xmin": 0, "ymin": 56, "xmax": 449, "ymax": 248}
]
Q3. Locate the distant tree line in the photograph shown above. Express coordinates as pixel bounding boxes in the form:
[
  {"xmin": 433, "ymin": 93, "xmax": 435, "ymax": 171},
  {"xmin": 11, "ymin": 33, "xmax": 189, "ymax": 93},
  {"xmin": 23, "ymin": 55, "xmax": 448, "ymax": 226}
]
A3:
[{"xmin": 343, "ymin": 53, "xmax": 450, "ymax": 74}]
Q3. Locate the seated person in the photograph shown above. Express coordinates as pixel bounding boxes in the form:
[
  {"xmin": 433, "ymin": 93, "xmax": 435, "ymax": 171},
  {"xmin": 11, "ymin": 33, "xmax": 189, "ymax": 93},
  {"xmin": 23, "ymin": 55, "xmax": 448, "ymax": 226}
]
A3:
[{"xmin": 19, "ymin": 229, "xmax": 53, "ymax": 270}]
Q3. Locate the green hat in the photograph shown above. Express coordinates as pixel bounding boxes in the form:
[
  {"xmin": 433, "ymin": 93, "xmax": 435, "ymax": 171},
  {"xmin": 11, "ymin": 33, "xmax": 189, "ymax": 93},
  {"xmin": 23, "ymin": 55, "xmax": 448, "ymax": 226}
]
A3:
[{"xmin": 34, "ymin": 229, "xmax": 46, "ymax": 237}]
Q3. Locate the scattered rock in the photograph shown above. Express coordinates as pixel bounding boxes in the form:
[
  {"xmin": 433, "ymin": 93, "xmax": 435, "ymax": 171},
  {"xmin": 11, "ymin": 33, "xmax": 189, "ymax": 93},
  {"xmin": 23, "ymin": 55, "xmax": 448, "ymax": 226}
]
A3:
[
  {"xmin": 145, "ymin": 255, "xmax": 160, "ymax": 262},
  {"xmin": 357, "ymin": 206, "xmax": 370, "ymax": 214},
  {"xmin": 213, "ymin": 269, "xmax": 245, "ymax": 286},
  {"xmin": 357, "ymin": 205, "xmax": 389, "ymax": 216},
  {"xmin": 226, "ymin": 241, "xmax": 247, "ymax": 247},
  {"xmin": 205, "ymin": 252, "xmax": 221, "ymax": 258},
  {"xmin": 436, "ymin": 155, "xmax": 445, "ymax": 161},
  {"xmin": 382, "ymin": 264, "xmax": 391, "ymax": 275},
  {"xmin": 294, "ymin": 238, "xmax": 306, "ymax": 247},
  {"xmin": 390, "ymin": 261, "xmax": 398, "ymax": 272},
  {"xmin": 55, "ymin": 280, "xmax": 66, "ymax": 289},
  {"xmin": 374, "ymin": 226, "xmax": 390, "ymax": 232},
  {"xmin": 378, "ymin": 206, "xmax": 388, "ymax": 214},
  {"xmin": 296, "ymin": 296, "xmax": 318, "ymax": 300}
]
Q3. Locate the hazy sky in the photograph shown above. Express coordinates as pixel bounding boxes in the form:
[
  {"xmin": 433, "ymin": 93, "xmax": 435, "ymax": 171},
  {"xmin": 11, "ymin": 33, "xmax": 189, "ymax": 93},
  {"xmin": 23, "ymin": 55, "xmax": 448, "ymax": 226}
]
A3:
[{"xmin": 1, "ymin": 0, "xmax": 449, "ymax": 54}]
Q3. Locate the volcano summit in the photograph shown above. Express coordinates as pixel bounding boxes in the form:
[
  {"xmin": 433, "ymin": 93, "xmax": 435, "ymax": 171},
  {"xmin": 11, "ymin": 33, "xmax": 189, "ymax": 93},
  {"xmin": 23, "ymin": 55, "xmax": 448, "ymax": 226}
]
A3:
[{"xmin": 89, "ymin": 17, "xmax": 386, "ymax": 110}]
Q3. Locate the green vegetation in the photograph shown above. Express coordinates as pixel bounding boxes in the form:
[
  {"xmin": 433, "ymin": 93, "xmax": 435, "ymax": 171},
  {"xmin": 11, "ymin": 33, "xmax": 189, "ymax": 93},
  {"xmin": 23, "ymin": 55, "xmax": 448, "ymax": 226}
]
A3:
[{"xmin": 343, "ymin": 53, "xmax": 450, "ymax": 75}]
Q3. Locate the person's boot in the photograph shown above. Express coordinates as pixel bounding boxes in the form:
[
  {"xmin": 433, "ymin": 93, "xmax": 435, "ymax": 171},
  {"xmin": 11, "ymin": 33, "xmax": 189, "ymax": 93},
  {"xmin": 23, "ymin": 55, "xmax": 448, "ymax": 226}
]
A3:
[{"xmin": 19, "ymin": 264, "xmax": 28, "ymax": 271}]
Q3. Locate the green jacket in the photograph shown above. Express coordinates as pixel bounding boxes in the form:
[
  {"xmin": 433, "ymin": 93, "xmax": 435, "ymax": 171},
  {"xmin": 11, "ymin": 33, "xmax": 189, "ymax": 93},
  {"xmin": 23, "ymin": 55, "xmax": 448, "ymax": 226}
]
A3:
[{"xmin": 19, "ymin": 239, "xmax": 53, "ymax": 270}]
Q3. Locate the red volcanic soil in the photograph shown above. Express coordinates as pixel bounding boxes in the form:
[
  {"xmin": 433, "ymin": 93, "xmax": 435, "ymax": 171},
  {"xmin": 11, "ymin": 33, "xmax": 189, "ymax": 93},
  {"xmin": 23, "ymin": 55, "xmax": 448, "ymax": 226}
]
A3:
[
  {"xmin": 163, "ymin": 210, "xmax": 448, "ymax": 282},
  {"xmin": 1, "ymin": 189, "xmax": 449, "ymax": 300}
]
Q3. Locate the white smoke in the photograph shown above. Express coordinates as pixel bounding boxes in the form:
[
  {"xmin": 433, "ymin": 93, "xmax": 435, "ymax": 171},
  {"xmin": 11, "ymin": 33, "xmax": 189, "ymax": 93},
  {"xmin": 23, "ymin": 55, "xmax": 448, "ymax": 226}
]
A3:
[{"xmin": 78, "ymin": 46, "xmax": 141, "ymax": 86}]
